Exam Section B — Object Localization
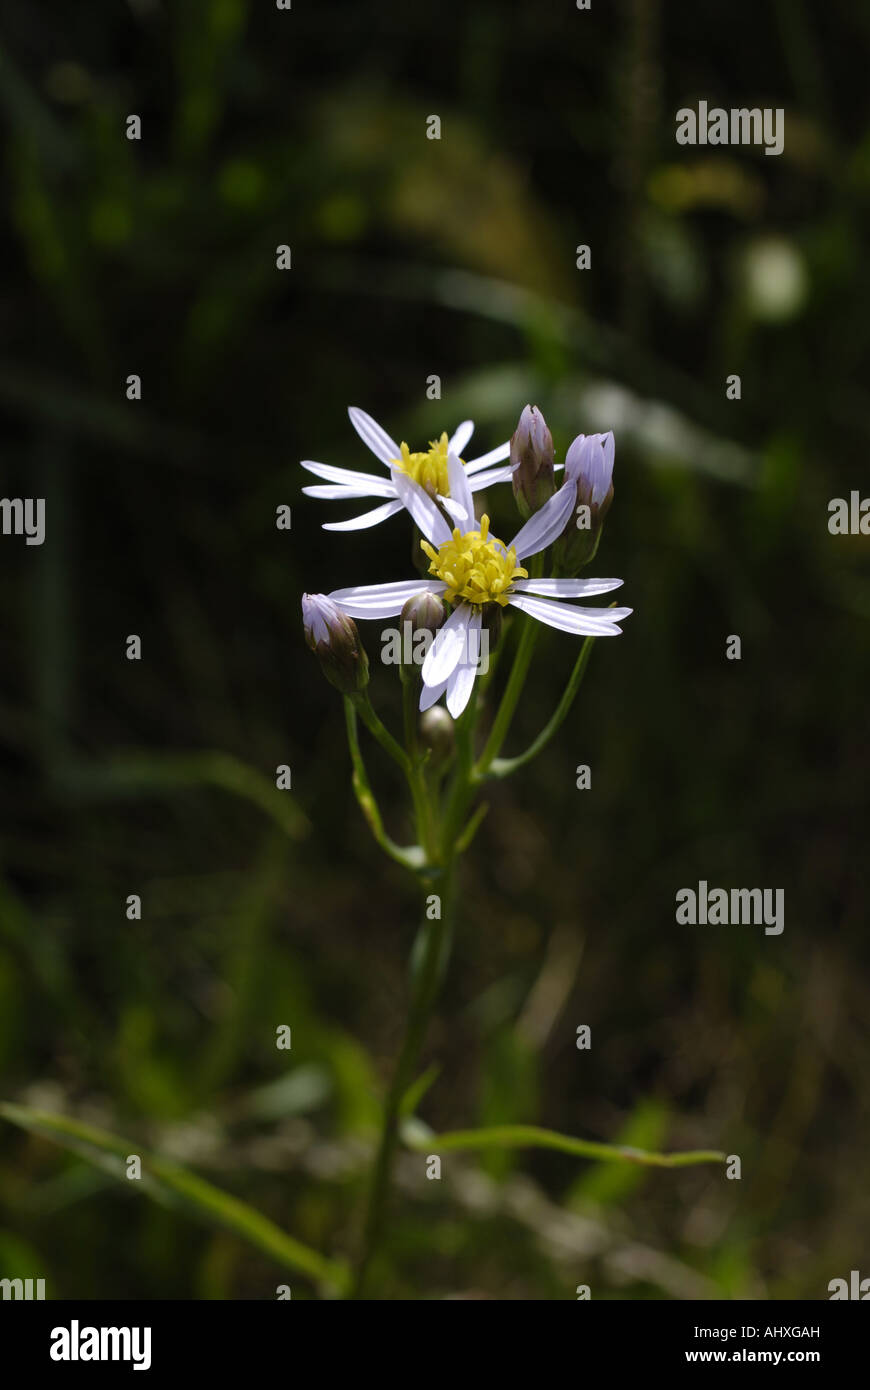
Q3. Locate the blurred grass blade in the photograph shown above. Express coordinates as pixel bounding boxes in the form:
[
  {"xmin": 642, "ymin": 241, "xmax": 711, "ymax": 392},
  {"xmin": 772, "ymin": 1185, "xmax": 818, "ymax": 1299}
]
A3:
[
  {"xmin": 61, "ymin": 751, "xmax": 309, "ymax": 840},
  {"xmin": 0, "ymin": 1104, "xmax": 348, "ymax": 1293},
  {"xmin": 399, "ymin": 1063, "xmax": 441, "ymax": 1120},
  {"xmin": 404, "ymin": 1122, "xmax": 725, "ymax": 1168}
]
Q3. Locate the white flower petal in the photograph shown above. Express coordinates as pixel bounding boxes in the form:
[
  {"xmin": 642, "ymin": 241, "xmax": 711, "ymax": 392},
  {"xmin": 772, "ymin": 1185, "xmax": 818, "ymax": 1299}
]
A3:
[
  {"xmin": 419, "ymin": 677, "xmax": 448, "ymax": 712},
  {"xmin": 348, "ymin": 407, "xmax": 401, "ymax": 467},
  {"xmin": 507, "ymin": 593, "xmax": 631, "ymax": 635},
  {"xmin": 509, "ymin": 481, "xmax": 577, "ymax": 560},
  {"xmin": 304, "ymin": 484, "xmax": 392, "ymax": 500},
  {"xmin": 390, "ymin": 466, "xmax": 452, "ymax": 546},
  {"xmin": 300, "ymin": 459, "xmax": 396, "ymax": 496},
  {"xmin": 329, "ymin": 579, "xmax": 445, "ymax": 618},
  {"xmin": 448, "ymin": 420, "xmax": 474, "ymax": 456},
  {"xmin": 510, "ymin": 577, "xmax": 624, "ymax": 597},
  {"xmin": 445, "ymin": 609, "xmax": 482, "ymax": 717},
  {"xmin": 447, "ymin": 449, "xmax": 474, "ymax": 525},
  {"xmin": 465, "ymin": 441, "xmax": 510, "ymax": 474},
  {"xmin": 441, "ymin": 494, "xmax": 470, "ymax": 524},
  {"xmin": 322, "ymin": 500, "xmax": 405, "ymax": 531},
  {"xmin": 421, "ymin": 603, "xmax": 472, "ymax": 687},
  {"xmin": 446, "ymin": 654, "xmax": 479, "ymax": 718},
  {"xmin": 467, "ymin": 463, "xmax": 514, "ymax": 491}
]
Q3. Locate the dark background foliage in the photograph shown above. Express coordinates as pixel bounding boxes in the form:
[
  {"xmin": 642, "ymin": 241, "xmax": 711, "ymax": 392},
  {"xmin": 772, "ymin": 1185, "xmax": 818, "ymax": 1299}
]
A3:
[{"xmin": 0, "ymin": 0, "xmax": 867, "ymax": 1299}]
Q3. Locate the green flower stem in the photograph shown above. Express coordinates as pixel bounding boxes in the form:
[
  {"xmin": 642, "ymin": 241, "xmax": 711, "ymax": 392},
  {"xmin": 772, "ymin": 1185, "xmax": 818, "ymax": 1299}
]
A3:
[
  {"xmin": 352, "ymin": 693, "xmax": 409, "ymax": 772},
  {"xmin": 488, "ymin": 634, "xmax": 596, "ymax": 779},
  {"xmin": 400, "ymin": 665, "xmax": 418, "ymax": 757},
  {"xmin": 350, "ymin": 691, "xmax": 438, "ymax": 866},
  {"xmin": 454, "ymin": 799, "xmax": 489, "ymax": 854},
  {"xmin": 400, "ymin": 670, "xmax": 441, "ymax": 861},
  {"xmin": 352, "ymin": 866, "xmax": 456, "ymax": 1298},
  {"xmin": 438, "ymin": 694, "xmax": 480, "ymax": 856},
  {"xmin": 473, "ymin": 619, "xmax": 539, "ymax": 776},
  {"xmin": 343, "ymin": 699, "xmax": 424, "ymax": 872},
  {"xmin": 413, "ymin": 768, "xmax": 438, "ymax": 864},
  {"xmin": 474, "ymin": 554, "xmax": 545, "ymax": 778},
  {"xmin": 404, "ymin": 1123, "xmax": 727, "ymax": 1169}
]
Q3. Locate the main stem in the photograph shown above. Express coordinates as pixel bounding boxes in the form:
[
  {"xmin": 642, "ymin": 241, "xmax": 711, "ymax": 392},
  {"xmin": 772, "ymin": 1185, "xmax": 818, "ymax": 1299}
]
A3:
[{"xmin": 351, "ymin": 866, "xmax": 455, "ymax": 1298}]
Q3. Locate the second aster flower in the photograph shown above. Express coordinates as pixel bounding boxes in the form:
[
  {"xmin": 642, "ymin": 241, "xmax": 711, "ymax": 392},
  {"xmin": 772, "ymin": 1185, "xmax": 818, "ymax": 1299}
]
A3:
[{"xmin": 301, "ymin": 407, "xmax": 513, "ymax": 531}]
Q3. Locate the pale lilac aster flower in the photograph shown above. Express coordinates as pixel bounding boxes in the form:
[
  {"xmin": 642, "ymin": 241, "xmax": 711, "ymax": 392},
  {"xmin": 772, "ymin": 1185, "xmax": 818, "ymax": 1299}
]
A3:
[
  {"xmin": 325, "ymin": 453, "xmax": 631, "ymax": 718},
  {"xmin": 301, "ymin": 407, "xmax": 513, "ymax": 531}
]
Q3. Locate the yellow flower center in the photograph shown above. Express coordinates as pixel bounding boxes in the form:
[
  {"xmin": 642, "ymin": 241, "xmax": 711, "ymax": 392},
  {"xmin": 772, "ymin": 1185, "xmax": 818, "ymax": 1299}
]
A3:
[
  {"xmin": 420, "ymin": 514, "xmax": 527, "ymax": 607},
  {"xmin": 392, "ymin": 432, "xmax": 457, "ymax": 498}
]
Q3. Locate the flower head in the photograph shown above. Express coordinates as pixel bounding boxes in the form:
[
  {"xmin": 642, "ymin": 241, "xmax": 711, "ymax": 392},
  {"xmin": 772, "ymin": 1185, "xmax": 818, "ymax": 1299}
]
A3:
[
  {"xmin": 301, "ymin": 408, "xmax": 513, "ymax": 531},
  {"xmin": 420, "ymin": 514, "xmax": 527, "ymax": 607},
  {"xmin": 393, "ymin": 433, "xmax": 452, "ymax": 500},
  {"xmin": 324, "ymin": 448, "xmax": 630, "ymax": 718}
]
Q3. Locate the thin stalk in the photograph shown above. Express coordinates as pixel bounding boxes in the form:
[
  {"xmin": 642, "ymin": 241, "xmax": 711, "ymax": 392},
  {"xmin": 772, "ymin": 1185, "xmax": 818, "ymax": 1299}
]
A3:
[
  {"xmin": 352, "ymin": 693, "xmax": 409, "ymax": 772},
  {"xmin": 352, "ymin": 867, "xmax": 456, "ymax": 1298},
  {"xmin": 350, "ymin": 690, "xmax": 437, "ymax": 866},
  {"xmin": 400, "ymin": 666, "xmax": 418, "ymax": 758},
  {"xmin": 343, "ymin": 699, "xmax": 424, "ymax": 872},
  {"xmin": 488, "ymin": 634, "xmax": 596, "ymax": 778}
]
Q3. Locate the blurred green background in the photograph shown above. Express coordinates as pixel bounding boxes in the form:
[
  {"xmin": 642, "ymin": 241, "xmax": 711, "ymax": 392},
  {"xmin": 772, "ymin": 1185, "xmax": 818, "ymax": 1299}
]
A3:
[{"xmin": 0, "ymin": 0, "xmax": 868, "ymax": 1300}]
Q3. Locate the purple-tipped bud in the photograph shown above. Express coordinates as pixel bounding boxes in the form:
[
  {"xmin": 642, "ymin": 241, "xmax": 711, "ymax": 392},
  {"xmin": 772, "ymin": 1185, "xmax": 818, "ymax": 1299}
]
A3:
[
  {"xmin": 510, "ymin": 404, "xmax": 555, "ymax": 519},
  {"xmin": 554, "ymin": 431, "xmax": 616, "ymax": 574},
  {"xmin": 302, "ymin": 593, "xmax": 370, "ymax": 694},
  {"xmin": 565, "ymin": 431, "xmax": 615, "ymax": 513}
]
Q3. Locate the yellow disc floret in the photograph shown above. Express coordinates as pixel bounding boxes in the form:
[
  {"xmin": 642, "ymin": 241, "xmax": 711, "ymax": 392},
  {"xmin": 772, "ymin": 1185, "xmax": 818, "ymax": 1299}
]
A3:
[
  {"xmin": 392, "ymin": 432, "xmax": 455, "ymax": 499},
  {"xmin": 420, "ymin": 514, "xmax": 527, "ymax": 607}
]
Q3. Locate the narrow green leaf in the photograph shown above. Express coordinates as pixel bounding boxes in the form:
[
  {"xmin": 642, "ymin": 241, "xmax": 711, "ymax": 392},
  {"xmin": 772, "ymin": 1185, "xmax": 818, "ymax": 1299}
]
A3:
[
  {"xmin": 404, "ymin": 1122, "xmax": 725, "ymax": 1168},
  {"xmin": 0, "ymin": 1104, "xmax": 348, "ymax": 1293}
]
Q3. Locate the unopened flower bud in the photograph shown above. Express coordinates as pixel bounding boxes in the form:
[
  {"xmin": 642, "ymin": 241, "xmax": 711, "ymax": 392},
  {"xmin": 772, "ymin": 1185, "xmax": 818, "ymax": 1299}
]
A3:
[
  {"xmin": 401, "ymin": 590, "xmax": 446, "ymax": 636},
  {"xmin": 302, "ymin": 592, "xmax": 370, "ymax": 694},
  {"xmin": 419, "ymin": 705, "xmax": 455, "ymax": 768},
  {"xmin": 399, "ymin": 591, "xmax": 446, "ymax": 674},
  {"xmin": 510, "ymin": 404, "xmax": 555, "ymax": 519},
  {"xmin": 553, "ymin": 431, "xmax": 615, "ymax": 574}
]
